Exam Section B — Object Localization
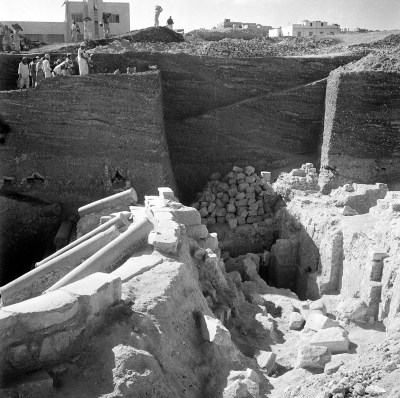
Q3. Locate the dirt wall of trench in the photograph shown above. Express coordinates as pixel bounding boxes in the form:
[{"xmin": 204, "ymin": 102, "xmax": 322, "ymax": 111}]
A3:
[
  {"xmin": 319, "ymin": 70, "xmax": 400, "ymax": 193},
  {"xmin": 0, "ymin": 52, "xmax": 359, "ymax": 203},
  {"xmin": 0, "ymin": 71, "xmax": 176, "ymax": 212}
]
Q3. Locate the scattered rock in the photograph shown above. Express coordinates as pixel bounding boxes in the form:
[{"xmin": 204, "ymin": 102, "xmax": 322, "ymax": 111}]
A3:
[
  {"xmin": 296, "ymin": 345, "xmax": 331, "ymax": 370},
  {"xmin": 255, "ymin": 350, "xmax": 276, "ymax": 375},
  {"xmin": 310, "ymin": 327, "xmax": 350, "ymax": 353},
  {"xmin": 289, "ymin": 312, "xmax": 305, "ymax": 330}
]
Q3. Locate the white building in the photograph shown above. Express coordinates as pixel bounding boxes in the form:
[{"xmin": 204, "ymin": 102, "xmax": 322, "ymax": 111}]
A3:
[
  {"xmin": 1, "ymin": 0, "xmax": 130, "ymax": 44},
  {"xmin": 270, "ymin": 20, "xmax": 341, "ymax": 38}
]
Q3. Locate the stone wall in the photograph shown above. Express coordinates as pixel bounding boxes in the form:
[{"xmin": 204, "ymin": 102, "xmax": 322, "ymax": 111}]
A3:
[
  {"xmin": 0, "ymin": 71, "xmax": 176, "ymax": 212},
  {"xmin": 319, "ymin": 70, "xmax": 400, "ymax": 193}
]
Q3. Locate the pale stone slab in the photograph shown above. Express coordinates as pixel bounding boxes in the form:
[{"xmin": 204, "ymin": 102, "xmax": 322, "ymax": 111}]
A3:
[
  {"xmin": 112, "ymin": 255, "xmax": 163, "ymax": 283},
  {"xmin": 255, "ymin": 351, "xmax": 276, "ymax": 375},
  {"xmin": 172, "ymin": 207, "xmax": 201, "ymax": 226},
  {"xmin": 158, "ymin": 187, "xmax": 175, "ymax": 200},
  {"xmin": 296, "ymin": 345, "xmax": 331, "ymax": 369},
  {"xmin": 289, "ymin": 312, "xmax": 305, "ymax": 330},
  {"xmin": 305, "ymin": 313, "xmax": 340, "ymax": 331},
  {"xmin": 200, "ymin": 314, "xmax": 231, "ymax": 346},
  {"xmin": 2, "ymin": 290, "xmax": 79, "ymax": 332},
  {"xmin": 60, "ymin": 272, "xmax": 121, "ymax": 317},
  {"xmin": 310, "ymin": 327, "xmax": 350, "ymax": 353}
]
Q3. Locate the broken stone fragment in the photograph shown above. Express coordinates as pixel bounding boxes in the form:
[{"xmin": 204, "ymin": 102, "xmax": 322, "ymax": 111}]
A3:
[
  {"xmin": 200, "ymin": 314, "xmax": 232, "ymax": 346},
  {"xmin": 341, "ymin": 206, "xmax": 358, "ymax": 216},
  {"xmin": 227, "ymin": 218, "xmax": 238, "ymax": 230},
  {"xmin": 186, "ymin": 224, "xmax": 208, "ymax": 240},
  {"xmin": 305, "ymin": 313, "xmax": 340, "ymax": 331},
  {"xmin": 244, "ymin": 166, "xmax": 255, "ymax": 176},
  {"xmin": 309, "ymin": 299, "xmax": 327, "ymax": 315},
  {"xmin": 365, "ymin": 385, "xmax": 386, "ymax": 395},
  {"xmin": 255, "ymin": 350, "xmax": 276, "ymax": 375},
  {"xmin": 324, "ymin": 359, "xmax": 344, "ymax": 375},
  {"xmin": 291, "ymin": 169, "xmax": 307, "ymax": 177},
  {"xmin": 334, "ymin": 298, "xmax": 368, "ymax": 323},
  {"xmin": 289, "ymin": 312, "xmax": 305, "ymax": 330},
  {"xmin": 310, "ymin": 327, "xmax": 350, "ymax": 353},
  {"xmin": 296, "ymin": 345, "xmax": 331, "ymax": 370}
]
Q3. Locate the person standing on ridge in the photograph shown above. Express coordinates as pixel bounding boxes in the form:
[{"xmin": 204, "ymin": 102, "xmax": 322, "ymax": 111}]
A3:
[
  {"xmin": 0, "ymin": 24, "xmax": 5, "ymax": 53},
  {"xmin": 12, "ymin": 24, "xmax": 23, "ymax": 52},
  {"xmin": 77, "ymin": 42, "xmax": 89, "ymax": 75},
  {"xmin": 102, "ymin": 12, "xmax": 111, "ymax": 38},
  {"xmin": 36, "ymin": 57, "xmax": 45, "ymax": 86},
  {"xmin": 2, "ymin": 25, "xmax": 12, "ymax": 52},
  {"xmin": 18, "ymin": 57, "xmax": 29, "ymax": 90},
  {"xmin": 43, "ymin": 54, "xmax": 52, "ymax": 78},
  {"xmin": 83, "ymin": 17, "xmax": 93, "ymax": 41},
  {"xmin": 154, "ymin": 5, "xmax": 163, "ymax": 27},
  {"xmin": 71, "ymin": 19, "xmax": 79, "ymax": 43},
  {"xmin": 29, "ymin": 56, "xmax": 38, "ymax": 87},
  {"xmin": 167, "ymin": 16, "xmax": 174, "ymax": 29}
]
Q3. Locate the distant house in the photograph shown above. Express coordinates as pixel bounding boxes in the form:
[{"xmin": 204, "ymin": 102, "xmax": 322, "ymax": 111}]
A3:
[
  {"xmin": 1, "ymin": 0, "xmax": 130, "ymax": 44},
  {"xmin": 270, "ymin": 20, "xmax": 341, "ymax": 38},
  {"xmin": 218, "ymin": 19, "xmax": 272, "ymax": 32}
]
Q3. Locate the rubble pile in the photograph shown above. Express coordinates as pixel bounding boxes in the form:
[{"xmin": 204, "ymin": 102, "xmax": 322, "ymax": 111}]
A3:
[
  {"xmin": 191, "ymin": 166, "xmax": 278, "ymax": 229},
  {"xmin": 343, "ymin": 48, "xmax": 400, "ymax": 73},
  {"xmin": 185, "ymin": 28, "xmax": 266, "ymax": 42},
  {"xmin": 273, "ymin": 162, "xmax": 319, "ymax": 200}
]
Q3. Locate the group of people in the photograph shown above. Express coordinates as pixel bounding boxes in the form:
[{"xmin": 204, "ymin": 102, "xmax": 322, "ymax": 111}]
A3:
[
  {"xmin": 71, "ymin": 12, "xmax": 111, "ymax": 43},
  {"xmin": 0, "ymin": 23, "xmax": 24, "ymax": 53},
  {"xmin": 17, "ymin": 46, "xmax": 94, "ymax": 90},
  {"xmin": 154, "ymin": 5, "xmax": 174, "ymax": 29}
]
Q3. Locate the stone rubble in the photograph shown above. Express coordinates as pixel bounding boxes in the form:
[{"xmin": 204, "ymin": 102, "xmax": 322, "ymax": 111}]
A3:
[{"xmin": 192, "ymin": 165, "xmax": 278, "ymax": 229}]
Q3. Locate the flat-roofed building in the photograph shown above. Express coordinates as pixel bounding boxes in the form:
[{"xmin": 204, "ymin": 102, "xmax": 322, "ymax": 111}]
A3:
[
  {"xmin": 280, "ymin": 20, "xmax": 341, "ymax": 37},
  {"xmin": 1, "ymin": 0, "xmax": 130, "ymax": 44}
]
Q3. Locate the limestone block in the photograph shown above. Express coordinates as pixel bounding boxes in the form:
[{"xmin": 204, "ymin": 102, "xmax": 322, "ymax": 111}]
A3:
[
  {"xmin": 228, "ymin": 218, "xmax": 238, "ymax": 230},
  {"xmin": 341, "ymin": 206, "xmax": 358, "ymax": 216},
  {"xmin": 200, "ymin": 314, "xmax": 231, "ymax": 346},
  {"xmin": 216, "ymin": 207, "xmax": 227, "ymax": 217},
  {"xmin": 223, "ymin": 378, "xmax": 259, "ymax": 398},
  {"xmin": 158, "ymin": 187, "xmax": 175, "ymax": 200},
  {"xmin": 324, "ymin": 359, "xmax": 344, "ymax": 375},
  {"xmin": 187, "ymin": 224, "xmax": 208, "ymax": 240},
  {"xmin": 227, "ymin": 204, "xmax": 236, "ymax": 213},
  {"xmin": 289, "ymin": 312, "xmax": 305, "ymax": 330},
  {"xmin": 238, "ymin": 182, "xmax": 250, "ymax": 192},
  {"xmin": 309, "ymin": 299, "xmax": 327, "ymax": 315},
  {"xmin": 172, "ymin": 207, "xmax": 201, "ymax": 226},
  {"xmin": 296, "ymin": 345, "xmax": 331, "ymax": 370},
  {"xmin": 199, "ymin": 207, "xmax": 208, "ymax": 217},
  {"xmin": 227, "ymin": 368, "xmax": 260, "ymax": 384},
  {"xmin": 39, "ymin": 329, "xmax": 80, "ymax": 361},
  {"xmin": 2, "ymin": 290, "xmax": 79, "ymax": 332},
  {"xmin": 366, "ymin": 385, "xmax": 386, "ymax": 395},
  {"xmin": 305, "ymin": 313, "xmax": 340, "ymax": 331},
  {"xmin": 334, "ymin": 298, "xmax": 368, "ymax": 322},
  {"xmin": 310, "ymin": 327, "xmax": 350, "ymax": 353},
  {"xmin": 111, "ymin": 255, "xmax": 163, "ymax": 283},
  {"xmin": 244, "ymin": 166, "xmax": 255, "ymax": 176},
  {"xmin": 205, "ymin": 233, "xmax": 219, "ymax": 252},
  {"xmin": 148, "ymin": 230, "xmax": 179, "ymax": 254},
  {"xmin": 217, "ymin": 182, "xmax": 230, "ymax": 193},
  {"xmin": 255, "ymin": 350, "xmax": 276, "ymax": 375},
  {"xmin": 61, "ymin": 272, "xmax": 121, "ymax": 317},
  {"xmin": 261, "ymin": 171, "xmax": 271, "ymax": 182},
  {"xmin": 243, "ymin": 258, "xmax": 258, "ymax": 279},
  {"xmin": 291, "ymin": 169, "xmax": 306, "ymax": 177},
  {"xmin": 233, "ymin": 166, "xmax": 243, "ymax": 173}
]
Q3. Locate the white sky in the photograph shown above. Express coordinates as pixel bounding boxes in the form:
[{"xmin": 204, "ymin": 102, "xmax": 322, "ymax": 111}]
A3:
[{"xmin": 0, "ymin": 0, "xmax": 399, "ymax": 32}]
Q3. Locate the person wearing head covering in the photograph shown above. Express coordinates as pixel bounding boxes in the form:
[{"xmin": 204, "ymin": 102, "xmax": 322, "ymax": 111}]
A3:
[
  {"xmin": 77, "ymin": 42, "xmax": 89, "ymax": 76},
  {"xmin": 12, "ymin": 24, "xmax": 23, "ymax": 52},
  {"xmin": 36, "ymin": 57, "xmax": 45, "ymax": 86},
  {"xmin": 154, "ymin": 6, "xmax": 163, "ymax": 27},
  {"xmin": 64, "ymin": 53, "xmax": 74, "ymax": 75},
  {"xmin": 18, "ymin": 57, "xmax": 29, "ymax": 90},
  {"xmin": 43, "ymin": 54, "xmax": 52, "ymax": 78},
  {"xmin": 29, "ymin": 56, "xmax": 39, "ymax": 87},
  {"xmin": 71, "ymin": 19, "xmax": 80, "ymax": 43},
  {"xmin": 83, "ymin": 17, "xmax": 93, "ymax": 41},
  {"xmin": 2, "ymin": 25, "xmax": 12, "ymax": 52},
  {"xmin": 167, "ymin": 16, "xmax": 174, "ymax": 29},
  {"xmin": 102, "ymin": 12, "xmax": 111, "ymax": 38}
]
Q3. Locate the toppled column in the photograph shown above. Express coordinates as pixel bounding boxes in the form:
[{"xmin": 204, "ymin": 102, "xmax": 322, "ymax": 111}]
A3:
[
  {"xmin": 78, "ymin": 188, "xmax": 138, "ymax": 217},
  {"xmin": 36, "ymin": 213, "xmax": 129, "ymax": 267},
  {"xmin": 45, "ymin": 217, "xmax": 152, "ymax": 292},
  {"xmin": 0, "ymin": 226, "xmax": 120, "ymax": 305},
  {"xmin": 53, "ymin": 219, "xmax": 75, "ymax": 250}
]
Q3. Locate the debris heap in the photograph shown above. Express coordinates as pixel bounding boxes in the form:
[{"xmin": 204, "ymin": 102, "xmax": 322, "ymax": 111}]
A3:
[{"xmin": 192, "ymin": 166, "xmax": 277, "ymax": 229}]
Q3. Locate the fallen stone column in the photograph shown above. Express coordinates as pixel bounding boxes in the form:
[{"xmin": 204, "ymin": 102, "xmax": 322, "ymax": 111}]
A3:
[
  {"xmin": 78, "ymin": 188, "xmax": 138, "ymax": 217},
  {"xmin": 45, "ymin": 217, "xmax": 153, "ymax": 292},
  {"xmin": 0, "ymin": 226, "xmax": 121, "ymax": 305},
  {"xmin": 36, "ymin": 213, "xmax": 129, "ymax": 267},
  {"xmin": 53, "ymin": 219, "xmax": 75, "ymax": 250}
]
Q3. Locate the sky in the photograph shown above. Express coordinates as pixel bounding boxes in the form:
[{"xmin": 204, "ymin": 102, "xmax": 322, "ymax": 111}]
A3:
[{"xmin": 0, "ymin": 0, "xmax": 399, "ymax": 32}]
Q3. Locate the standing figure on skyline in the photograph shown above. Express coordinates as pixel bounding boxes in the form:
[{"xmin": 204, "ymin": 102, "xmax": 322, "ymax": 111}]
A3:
[
  {"xmin": 83, "ymin": 17, "xmax": 93, "ymax": 41},
  {"xmin": 2, "ymin": 25, "xmax": 12, "ymax": 52},
  {"xmin": 71, "ymin": 19, "xmax": 80, "ymax": 43},
  {"xmin": 154, "ymin": 5, "xmax": 163, "ymax": 27},
  {"xmin": 12, "ymin": 24, "xmax": 23, "ymax": 53},
  {"xmin": 102, "ymin": 12, "xmax": 111, "ymax": 38},
  {"xmin": 167, "ymin": 16, "xmax": 174, "ymax": 29}
]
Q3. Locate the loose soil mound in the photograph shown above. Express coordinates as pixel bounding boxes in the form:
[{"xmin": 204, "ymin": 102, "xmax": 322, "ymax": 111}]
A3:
[{"xmin": 344, "ymin": 48, "xmax": 400, "ymax": 73}]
